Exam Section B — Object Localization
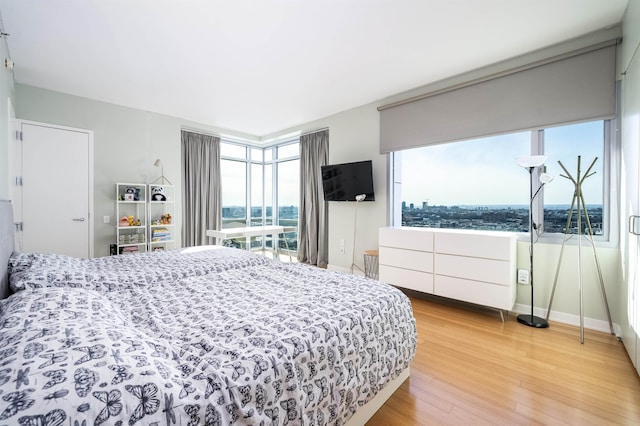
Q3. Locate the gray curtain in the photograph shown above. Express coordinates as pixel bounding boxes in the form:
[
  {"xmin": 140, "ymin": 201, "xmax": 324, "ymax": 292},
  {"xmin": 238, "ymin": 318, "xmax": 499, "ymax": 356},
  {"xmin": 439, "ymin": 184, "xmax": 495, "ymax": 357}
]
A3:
[
  {"xmin": 181, "ymin": 131, "xmax": 221, "ymax": 247},
  {"xmin": 298, "ymin": 130, "xmax": 329, "ymax": 267}
]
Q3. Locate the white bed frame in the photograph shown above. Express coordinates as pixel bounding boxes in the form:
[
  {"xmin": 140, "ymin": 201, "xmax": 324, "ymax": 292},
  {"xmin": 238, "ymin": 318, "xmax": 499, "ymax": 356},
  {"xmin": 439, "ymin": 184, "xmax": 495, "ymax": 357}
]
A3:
[{"xmin": 345, "ymin": 368, "xmax": 410, "ymax": 425}]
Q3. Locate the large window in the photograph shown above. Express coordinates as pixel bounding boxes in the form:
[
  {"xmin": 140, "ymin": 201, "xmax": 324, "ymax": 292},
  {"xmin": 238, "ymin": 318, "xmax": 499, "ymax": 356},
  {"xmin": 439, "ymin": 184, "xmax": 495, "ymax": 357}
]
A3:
[
  {"xmin": 276, "ymin": 157, "xmax": 299, "ymax": 252},
  {"xmin": 543, "ymin": 121, "xmax": 604, "ymax": 235},
  {"xmin": 220, "ymin": 158, "xmax": 247, "ymax": 228},
  {"xmin": 220, "ymin": 140, "xmax": 299, "ymax": 253},
  {"xmin": 396, "ymin": 119, "xmax": 611, "ymax": 238}
]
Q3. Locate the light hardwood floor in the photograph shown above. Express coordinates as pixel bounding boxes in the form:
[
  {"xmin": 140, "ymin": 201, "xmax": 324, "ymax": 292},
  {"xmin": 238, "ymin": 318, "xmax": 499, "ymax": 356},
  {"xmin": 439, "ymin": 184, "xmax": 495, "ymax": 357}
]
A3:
[{"xmin": 367, "ymin": 293, "xmax": 640, "ymax": 425}]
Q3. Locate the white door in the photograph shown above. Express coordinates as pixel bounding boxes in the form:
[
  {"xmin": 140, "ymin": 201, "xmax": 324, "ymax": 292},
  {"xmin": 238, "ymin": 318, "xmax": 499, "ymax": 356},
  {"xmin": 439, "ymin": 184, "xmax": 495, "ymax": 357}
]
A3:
[
  {"xmin": 622, "ymin": 56, "xmax": 640, "ymax": 375},
  {"xmin": 19, "ymin": 121, "xmax": 93, "ymax": 258}
]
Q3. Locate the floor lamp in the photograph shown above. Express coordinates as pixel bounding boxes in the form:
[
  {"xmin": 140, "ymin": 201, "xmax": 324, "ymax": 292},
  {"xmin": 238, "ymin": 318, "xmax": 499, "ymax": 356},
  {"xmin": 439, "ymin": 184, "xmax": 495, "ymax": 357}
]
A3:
[
  {"xmin": 350, "ymin": 194, "xmax": 366, "ymax": 274},
  {"xmin": 516, "ymin": 155, "xmax": 553, "ymax": 328}
]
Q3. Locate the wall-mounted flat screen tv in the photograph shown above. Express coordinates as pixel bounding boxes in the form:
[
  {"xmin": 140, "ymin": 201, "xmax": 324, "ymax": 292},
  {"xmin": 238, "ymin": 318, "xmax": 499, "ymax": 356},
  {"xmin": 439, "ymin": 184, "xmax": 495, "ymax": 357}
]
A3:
[{"xmin": 321, "ymin": 160, "xmax": 375, "ymax": 202}]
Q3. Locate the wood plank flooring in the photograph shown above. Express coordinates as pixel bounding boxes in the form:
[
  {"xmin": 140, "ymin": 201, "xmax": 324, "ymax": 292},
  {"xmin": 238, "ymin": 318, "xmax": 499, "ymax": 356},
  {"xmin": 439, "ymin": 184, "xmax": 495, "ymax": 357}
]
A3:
[{"xmin": 367, "ymin": 293, "xmax": 640, "ymax": 425}]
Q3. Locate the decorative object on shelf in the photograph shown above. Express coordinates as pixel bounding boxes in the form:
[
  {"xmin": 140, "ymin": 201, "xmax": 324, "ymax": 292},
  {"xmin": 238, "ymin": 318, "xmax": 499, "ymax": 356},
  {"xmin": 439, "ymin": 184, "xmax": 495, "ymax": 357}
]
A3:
[
  {"xmin": 515, "ymin": 155, "xmax": 554, "ymax": 329},
  {"xmin": 152, "ymin": 159, "xmax": 172, "ymax": 185},
  {"xmin": 122, "ymin": 186, "xmax": 140, "ymax": 201},
  {"xmin": 119, "ymin": 216, "xmax": 129, "ymax": 227},
  {"xmin": 123, "ymin": 187, "xmax": 135, "ymax": 201},
  {"xmin": 545, "ymin": 156, "xmax": 614, "ymax": 343},
  {"xmin": 150, "ymin": 185, "xmax": 167, "ymax": 201}
]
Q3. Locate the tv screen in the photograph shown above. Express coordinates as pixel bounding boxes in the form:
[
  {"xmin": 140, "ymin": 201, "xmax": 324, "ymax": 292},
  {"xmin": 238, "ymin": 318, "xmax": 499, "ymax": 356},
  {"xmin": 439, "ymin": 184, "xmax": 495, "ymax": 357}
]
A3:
[{"xmin": 321, "ymin": 160, "xmax": 375, "ymax": 202}]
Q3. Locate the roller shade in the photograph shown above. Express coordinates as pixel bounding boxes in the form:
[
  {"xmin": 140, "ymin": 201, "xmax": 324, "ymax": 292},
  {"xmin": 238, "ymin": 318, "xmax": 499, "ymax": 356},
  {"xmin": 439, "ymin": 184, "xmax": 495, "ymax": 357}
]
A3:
[{"xmin": 379, "ymin": 43, "xmax": 616, "ymax": 153}]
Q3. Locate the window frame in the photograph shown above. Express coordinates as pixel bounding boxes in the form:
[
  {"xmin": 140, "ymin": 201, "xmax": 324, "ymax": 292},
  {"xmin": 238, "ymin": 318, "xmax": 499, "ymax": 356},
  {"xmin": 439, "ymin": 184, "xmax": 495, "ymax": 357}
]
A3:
[
  {"xmin": 220, "ymin": 138, "xmax": 300, "ymax": 252},
  {"xmin": 389, "ymin": 118, "xmax": 619, "ymax": 246}
]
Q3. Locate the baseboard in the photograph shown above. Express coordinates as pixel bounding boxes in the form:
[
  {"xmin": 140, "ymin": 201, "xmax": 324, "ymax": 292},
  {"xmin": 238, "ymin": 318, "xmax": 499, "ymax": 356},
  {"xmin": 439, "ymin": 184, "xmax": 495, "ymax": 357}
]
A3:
[{"xmin": 512, "ymin": 303, "xmax": 620, "ymax": 336}]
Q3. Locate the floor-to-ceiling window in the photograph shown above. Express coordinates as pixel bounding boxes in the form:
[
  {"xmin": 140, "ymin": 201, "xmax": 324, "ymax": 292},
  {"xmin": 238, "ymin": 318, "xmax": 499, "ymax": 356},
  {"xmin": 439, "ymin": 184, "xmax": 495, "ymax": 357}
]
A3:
[
  {"xmin": 219, "ymin": 138, "xmax": 299, "ymax": 253},
  {"xmin": 220, "ymin": 143, "xmax": 247, "ymax": 229},
  {"xmin": 274, "ymin": 142, "xmax": 300, "ymax": 253}
]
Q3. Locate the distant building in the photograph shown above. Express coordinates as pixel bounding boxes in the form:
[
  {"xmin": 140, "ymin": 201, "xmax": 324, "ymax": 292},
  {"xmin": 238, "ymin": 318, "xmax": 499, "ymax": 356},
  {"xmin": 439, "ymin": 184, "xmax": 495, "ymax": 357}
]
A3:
[
  {"xmin": 422, "ymin": 201, "xmax": 428, "ymax": 209},
  {"xmin": 402, "ymin": 201, "xmax": 406, "ymax": 210}
]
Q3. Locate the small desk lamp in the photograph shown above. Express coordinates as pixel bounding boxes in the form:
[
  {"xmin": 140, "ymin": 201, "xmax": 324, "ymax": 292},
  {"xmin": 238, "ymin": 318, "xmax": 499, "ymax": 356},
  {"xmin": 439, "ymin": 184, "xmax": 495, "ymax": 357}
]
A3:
[{"xmin": 152, "ymin": 159, "xmax": 172, "ymax": 185}]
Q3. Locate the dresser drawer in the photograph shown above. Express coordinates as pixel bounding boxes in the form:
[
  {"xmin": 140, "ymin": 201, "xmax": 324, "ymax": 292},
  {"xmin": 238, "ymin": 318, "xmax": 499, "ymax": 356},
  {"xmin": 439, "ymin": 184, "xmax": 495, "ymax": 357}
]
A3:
[
  {"xmin": 435, "ymin": 253, "xmax": 512, "ymax": 286},
  {"xmin": 380, "ymin": 265, "xmax": 434, "ymax": 294},
  {"xmin": 434, "ymin": 275, "xmax": 516, "ymax": 310},
  {"xmin": 380, "ymin": 246, "xmax": 433, "ymax": 273},
  {"xmin": 435, "ymin": 231, "xmax": 514, "ymax": 260},
  {"xmin": 380, "ymin": 227, "xmax": 434, "ymax": 252}
]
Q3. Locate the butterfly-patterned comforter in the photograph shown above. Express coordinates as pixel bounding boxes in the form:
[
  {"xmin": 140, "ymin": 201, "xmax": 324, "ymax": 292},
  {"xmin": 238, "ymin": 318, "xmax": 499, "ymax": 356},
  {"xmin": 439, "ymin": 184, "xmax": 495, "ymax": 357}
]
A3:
[
  {"xmin": 8, "ymin": 246, "xmax": 270, "ymax": 292},
  {"xmin": 0, "ymin": 256, "xmax": 417, "ymax": 425}
]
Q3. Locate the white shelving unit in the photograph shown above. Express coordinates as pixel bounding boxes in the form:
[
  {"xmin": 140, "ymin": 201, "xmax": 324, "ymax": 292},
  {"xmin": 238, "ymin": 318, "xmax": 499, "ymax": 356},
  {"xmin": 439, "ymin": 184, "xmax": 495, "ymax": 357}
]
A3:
[
  {"xmin": 147, "ymin": 184, "xmax": 175, "ymax": 252},
  {"xmin": 116, "ymin": 183, "xmax": 147, "ymax": 255}
]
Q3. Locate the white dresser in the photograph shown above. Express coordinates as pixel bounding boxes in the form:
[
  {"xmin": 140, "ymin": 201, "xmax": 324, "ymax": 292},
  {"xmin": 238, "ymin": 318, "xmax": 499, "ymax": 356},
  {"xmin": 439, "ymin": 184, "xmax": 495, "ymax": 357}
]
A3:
[{"xmin": 379, "ymin": 227, "xmax": 517, "ymax": 311}]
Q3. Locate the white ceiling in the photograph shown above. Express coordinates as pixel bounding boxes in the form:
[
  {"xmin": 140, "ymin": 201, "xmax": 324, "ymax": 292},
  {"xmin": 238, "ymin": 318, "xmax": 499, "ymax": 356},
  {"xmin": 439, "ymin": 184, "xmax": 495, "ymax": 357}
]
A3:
[{"xmin": 0, "ymin": 0, "xmax": 629, "ymax": 138}]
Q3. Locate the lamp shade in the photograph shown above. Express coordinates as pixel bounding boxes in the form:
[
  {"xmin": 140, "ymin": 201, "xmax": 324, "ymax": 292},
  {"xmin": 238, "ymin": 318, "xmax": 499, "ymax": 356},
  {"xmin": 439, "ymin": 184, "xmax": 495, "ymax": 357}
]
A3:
[
  {"xmin": 516, "ymin": 155, "xmax": 547, "ymax": 168},
  {"xmin": 540, "ymin": 173, "xmax": 554, "ymax": 184},
  {"xmin": 154, "ymin": 159, "xmax": 162, "ymax": 168}
]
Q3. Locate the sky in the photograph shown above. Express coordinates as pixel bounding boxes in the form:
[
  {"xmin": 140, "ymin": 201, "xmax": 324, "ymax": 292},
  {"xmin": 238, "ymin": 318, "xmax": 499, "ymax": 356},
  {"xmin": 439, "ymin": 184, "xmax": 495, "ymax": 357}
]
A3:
[
  {"xmin": 400, "ymin": 120, "xmax": 604, "ymax": 207},
  {"xmin": 221, "ymin": 158, "xmax": 299, "ymax": 208}
]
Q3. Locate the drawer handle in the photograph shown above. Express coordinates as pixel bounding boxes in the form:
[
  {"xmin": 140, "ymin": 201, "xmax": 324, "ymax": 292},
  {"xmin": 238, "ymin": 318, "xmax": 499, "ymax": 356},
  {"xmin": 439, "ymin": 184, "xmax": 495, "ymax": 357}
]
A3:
[{"xmin": 629, "ymin": 215, "xmax": 640, "ymax": 236}]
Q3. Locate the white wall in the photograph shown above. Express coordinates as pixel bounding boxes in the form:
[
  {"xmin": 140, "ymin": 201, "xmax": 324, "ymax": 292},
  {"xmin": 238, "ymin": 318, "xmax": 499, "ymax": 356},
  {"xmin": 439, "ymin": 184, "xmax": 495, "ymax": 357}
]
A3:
[
  {"xmin": 15, "ymin": 84, "xmax": 256, "ymax": 257},
  {"xmin": 0, "ymin": 34, "xmax": 15, "ymax": 200}
]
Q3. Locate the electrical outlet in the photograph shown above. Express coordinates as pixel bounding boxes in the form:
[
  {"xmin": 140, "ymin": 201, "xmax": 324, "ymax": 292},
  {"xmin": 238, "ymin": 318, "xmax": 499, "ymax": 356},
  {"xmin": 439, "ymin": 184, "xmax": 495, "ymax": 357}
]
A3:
[
  {"xmin": 517, "ymin": 269, "xmax": 530, "ymax": 285},
  {"xmin": 103, "ymin": 215, "xmax": 110, "ymax": 224},
  {"xmin": 339, "ymin": 247, "xmax": 345, "ymax": 254},
  {"xmin": 339, "ymin": 239, "xmax": 345, "ymax": 254}
]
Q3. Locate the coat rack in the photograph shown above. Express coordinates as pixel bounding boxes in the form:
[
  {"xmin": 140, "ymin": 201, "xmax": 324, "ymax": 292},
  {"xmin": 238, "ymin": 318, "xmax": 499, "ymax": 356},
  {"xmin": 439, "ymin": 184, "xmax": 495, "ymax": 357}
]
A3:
[{"xmin": 545, "ymin": 156, "xmax": 614, "ymax": 343}]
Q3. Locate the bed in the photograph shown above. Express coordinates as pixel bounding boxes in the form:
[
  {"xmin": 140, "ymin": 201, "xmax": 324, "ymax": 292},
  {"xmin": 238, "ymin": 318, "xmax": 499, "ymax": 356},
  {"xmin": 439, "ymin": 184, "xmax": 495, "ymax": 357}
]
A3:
[{"xmin": 0, "ymin": 200, "xmax": 416, "ymax": 425}]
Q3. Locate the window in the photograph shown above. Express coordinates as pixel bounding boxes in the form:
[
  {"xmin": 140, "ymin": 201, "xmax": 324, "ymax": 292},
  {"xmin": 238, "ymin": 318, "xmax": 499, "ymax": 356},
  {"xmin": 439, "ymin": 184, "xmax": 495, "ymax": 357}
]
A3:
[
  {"xmin": 250, "ymin": 163, "xmax": 263, "ymax": 227},
  {"xmin": 399, "ymin": 132, "xmax": 530, "ymax": 231},
  {"xmin": 276, "ymin": 157, "xmax": 299, "ymax": 252},
  {"xmin": 219, "ymin": 140, "xmax": 299, "ymax": 252},
  {"xmin": 395, "ymin": 119, "xmax": 611, "ymax": 238},
  {"xmin": 543, "ymin": 121, "xmax": 604, "ymax": 235},
  {"xmin": 220, "ymin": 158, "xmax": 247, "ymax": 229}
]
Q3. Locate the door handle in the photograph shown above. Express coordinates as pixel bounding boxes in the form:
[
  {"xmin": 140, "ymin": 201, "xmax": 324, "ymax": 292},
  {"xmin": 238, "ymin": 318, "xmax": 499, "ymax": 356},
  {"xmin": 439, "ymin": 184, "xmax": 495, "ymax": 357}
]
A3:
[
  {"xmin": 72, "ymin": 218, "xmax": 85, "ymax": 222},
  {"xmin": 629, "ymin": 215, "xmax": 640, "ymax": 236}
]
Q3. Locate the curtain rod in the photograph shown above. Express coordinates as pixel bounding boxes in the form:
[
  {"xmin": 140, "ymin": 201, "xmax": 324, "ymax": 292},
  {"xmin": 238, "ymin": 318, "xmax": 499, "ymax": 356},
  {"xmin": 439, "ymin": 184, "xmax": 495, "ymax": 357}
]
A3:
[
  {"xmin": 377, "ymin": 39, "xmax": 620, "ymax": 112},
  {"xmin": 181, "ymin": 126, "xmax": 329, "ymax": 145},
  {"xmin": 299, "ymin": 127, "xmax": 329, "ymax": 137}
]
